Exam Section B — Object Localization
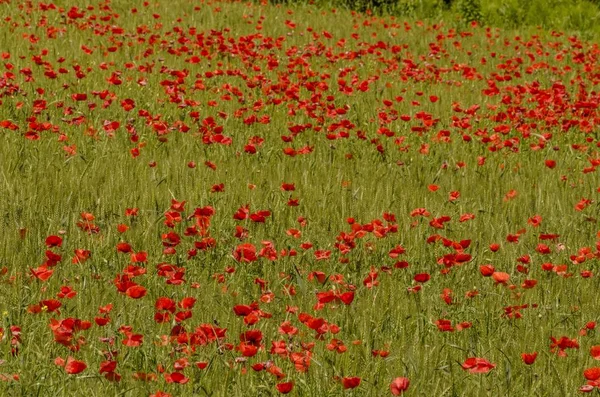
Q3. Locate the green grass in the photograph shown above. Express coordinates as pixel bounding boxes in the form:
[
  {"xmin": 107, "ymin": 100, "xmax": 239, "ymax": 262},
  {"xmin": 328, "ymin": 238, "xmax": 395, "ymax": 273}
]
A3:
[{"xmin": 0, "ymin": 0, "xmax": 599, "ymax": 396}]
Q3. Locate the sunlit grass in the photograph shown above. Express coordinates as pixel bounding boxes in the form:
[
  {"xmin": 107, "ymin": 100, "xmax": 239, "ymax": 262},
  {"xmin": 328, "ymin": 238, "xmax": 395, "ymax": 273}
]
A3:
[{"xmin": 0, "ymin": 0, "xmax": 598, "ymax": 396}]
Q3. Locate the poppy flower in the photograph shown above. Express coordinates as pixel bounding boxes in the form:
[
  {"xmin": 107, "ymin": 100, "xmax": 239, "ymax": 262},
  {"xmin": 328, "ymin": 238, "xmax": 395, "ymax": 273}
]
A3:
[
  {"xmin": 276, "ymin": 381, "xmax": 294, "ymax": 394},
  {"xmin": 30, "ymin": 265, "xmax": 54, "ymax": 281},
  {"xmin": 414, "ymin": 273, "xmax": 430, "ymax": 283},
  {"xmin": 290, "ymin": 351, "xmax": 311, "ymax": 372},
  {"xmin": 545, "ymin": 159, "xmax": 556, "ymax": 169},
  {"xmin": 338, "ymin": 291, "xmax": 355, "ymax": 305},
  {"xmin": 591, "ymin": 346, "xmax": 600, "ymax": 360},
  {"xmin": 492, "ymin": 272, "xmax": 510, "ymax": 284},
  {"xmin": 584, "ymin": 368, "xmax": 600, "ymax": 381},
  {"xmin": 390, "ymin": 377, "xmax": 410, "ymax": 395},
  {"xmin": 196, "ymin": 362, "xmax": 208, "ymax": 370},
  {"xmin": 164, "ymin": 372, "xmax": 189, "ymax": 384},
  {"xmin": 149, "ymin": 392, "xmax": 172, "ymax": 397},
  {"xmin": 45, "ymin": 235, "xmax": 63, "ymax": 248},
  {"xmin": 233, "ymin": 243, "xmax": 257, "ymax": 263},
  {"xmin": 521, "ymin": 352, "xmax": 537, "ymax": 365},
  {"xmin": 342, "ymin": 377, "xmax": 361, "ymax": 389},
  {"xmin": 480, "ymin": 265, "xmax": 495, "ymax": 277},
  {"xmin": 99, "ymin": 360, "xmax": 117, "ymax": 374},
  {"xmin": 503, "ymin": 190, "xmax": 518, "ymax": 201},
  {"xmin": 57, "ymin": 286, "xmax": 77, "ymax": 299},
  {"xmin": 461, "ymin": 357, "xmax": 496, "ymax": 373},
  {"xmin": 125, "ymin": 285, "xmax": 147, "ymax": 299},
  {"xmin": 448, "ymin": 191, "xmax": 460, "ymax": 202},
  {"xmin": 65, "ymin": 357, "xmax": 87, "ymax": 374},
  {"xmin": 122, "ymin": 332, "xmax": 143, "ymax": 347},
  {"xmin": 436, "ymin": 319, "xmax": 454, "ymax": 332},
  {"xmin": 179, "ymin": 297, "xmax": 196, "ymax": 309},
  {"xmin": 550, "ymin": 336, "xmax": 579, "ymax": 356}
]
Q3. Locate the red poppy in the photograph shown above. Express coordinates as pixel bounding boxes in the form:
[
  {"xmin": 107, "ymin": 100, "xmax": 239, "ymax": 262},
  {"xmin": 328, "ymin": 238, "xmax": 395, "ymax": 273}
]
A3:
[
  {"xmin": 122, "ymin": 332, "xmax": 143, "ymax": 347},
  {"xmin": 99, "ymin": 360, "xmax": 117, "ymax": 374},
  {"xmin": 390, "ymin": 377, "xmax": 410, "ymax": 395},
  {"xmin": 65, "ymin": 357, "xmax": 87, "ymax": 374},
  {"xmin": 550, "ymin": 336, "xmax": 579, "ymax": 356},
  {"xmin": 72, "ymin": 249, "xmax": 91, "ymax": 264},
  {"xmin": 448, "ymin": 191, "xmax": 460, "ymax": 202},
  {"xmin": 234, "ymin": 206, "xmax": 251, "ymax": 221},
  {"xmin": 521, "ymin": 352, "xmax": 537, "ymax": 365},
  {"xmin": 57, "ymin": 286, "xmax": 77, "ymax": 299},
  {"xmin": 164, "ymin": 372, "xmax": 189, "ymax": 384},
  {"xmin": 338, "ymin": 291, "xmax": 355, "ymax": 305},
  {"xmin": 461, "ymin": 357, "xmax": 496, "ymax": 373},
  {"xmin": 125, "ymin": 285, "xmax": 147, "ymax": 299},
  {"xmin": 342, "ymin": 377, "xmax": 361, "ymax": 389},
  {"xmin": 584, "ymin": 368, "xmax": 600, "ymax": 381},
  {"xmin": 30, "ymin": 265, "xmax": 54, "ymax": 281},
  {"xmin": 492, "ymin": 272, "xmax": 510, "ymax": 284},
  {"xmin": 480, "ymin": 265, "xmax": 495, "ymax": 277},
  {"xmin": 414, "ymin": 273, "xmax": 430, "ymax": 283},
  {"xmin": 45, "ymin": 235, "xmax": 63, "ymax": 248},
  {"xmin": 276, "ymin": 381, "xmax": 294, "ymax": 394},
  {"xmin": 233, "ymin": 243, "xmax": 257, "ymax": 263},
  {"xmin": 591, "ymin": 346, "xmax": 600, "ymax": 360},
  {"xmin": 290, "ymin": 351, "xmax": 311, "ymax": 372},
  {"xmin": 149, "ymin": 391, "xmax": 171, "ymax": 397},
  {"xmin": 196, "ymin": 362, "xmax": 208, "ymax": 370},
  {"xmin": 179, "ymin": 297, "xmax": 196, "ymax": 309},
  {"xmin": 436, "ymin": 319, "xmax": 454, "ymax": 332}
]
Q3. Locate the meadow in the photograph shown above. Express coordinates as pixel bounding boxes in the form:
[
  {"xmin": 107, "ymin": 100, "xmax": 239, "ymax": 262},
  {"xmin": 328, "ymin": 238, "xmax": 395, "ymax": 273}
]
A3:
[{"xmin": 0, "ymin": 0, "xmax": 599, "ymax": 395}]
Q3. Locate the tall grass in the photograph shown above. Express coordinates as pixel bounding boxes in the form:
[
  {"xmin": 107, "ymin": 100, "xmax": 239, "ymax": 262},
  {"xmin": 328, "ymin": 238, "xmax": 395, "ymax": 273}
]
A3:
[{"xmin": 0, "ymin": 0, "xmax": 599, "ymax": 396}]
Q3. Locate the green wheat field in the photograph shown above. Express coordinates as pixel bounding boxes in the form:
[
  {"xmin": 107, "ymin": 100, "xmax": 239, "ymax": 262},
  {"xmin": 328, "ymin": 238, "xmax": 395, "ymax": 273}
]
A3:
[{"xmin": 0, "ymin": 0, "xmax": 599, "ymax": 395}]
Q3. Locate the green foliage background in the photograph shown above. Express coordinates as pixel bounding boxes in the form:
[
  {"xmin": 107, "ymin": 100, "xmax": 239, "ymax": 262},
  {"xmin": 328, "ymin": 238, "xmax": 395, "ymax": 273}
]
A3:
[{"xmin": 274, "ymin": 0, "xmax": 600, "ymax": 38}]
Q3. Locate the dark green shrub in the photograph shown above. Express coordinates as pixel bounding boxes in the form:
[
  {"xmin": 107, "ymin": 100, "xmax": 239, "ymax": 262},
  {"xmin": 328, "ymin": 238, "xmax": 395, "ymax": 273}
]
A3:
[
  {"xmin": 340, "ymin": 0, "xmax": 398, "ymax": 13},
  {"xmin": 457, "ymin": 0, "xmax": 483, "ymax": 24}
]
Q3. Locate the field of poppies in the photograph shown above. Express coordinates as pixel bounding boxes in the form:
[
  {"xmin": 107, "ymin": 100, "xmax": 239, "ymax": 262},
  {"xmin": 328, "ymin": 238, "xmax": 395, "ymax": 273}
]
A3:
[{"xmin": 0, "ymin": 0, "xmax": 599, "ymax": 395}]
